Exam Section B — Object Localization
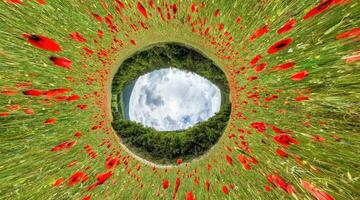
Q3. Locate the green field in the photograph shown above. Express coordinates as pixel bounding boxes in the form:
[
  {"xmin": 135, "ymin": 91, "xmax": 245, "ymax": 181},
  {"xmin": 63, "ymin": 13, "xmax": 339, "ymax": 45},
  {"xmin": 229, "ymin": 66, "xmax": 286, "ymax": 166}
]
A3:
[{"xmin": 0, "ymin": 0, "xmax": 359, "ymax": 200}]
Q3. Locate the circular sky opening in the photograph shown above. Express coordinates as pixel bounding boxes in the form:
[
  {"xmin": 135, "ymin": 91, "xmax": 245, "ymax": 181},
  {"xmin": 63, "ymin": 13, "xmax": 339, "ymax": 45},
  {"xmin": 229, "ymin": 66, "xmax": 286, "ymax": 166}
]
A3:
[
  {"xmin": 111, "ymin": 43, "xmax": 231, "ymax": 165},
  {"xmin": 127, "ymin": 68, "xmax": 221, "ymax": 131}
]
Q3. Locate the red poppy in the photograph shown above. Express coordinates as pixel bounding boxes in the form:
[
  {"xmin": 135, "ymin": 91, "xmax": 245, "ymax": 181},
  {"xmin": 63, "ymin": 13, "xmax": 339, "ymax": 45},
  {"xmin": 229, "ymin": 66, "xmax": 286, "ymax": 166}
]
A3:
[
  {"xmin": 254, "ymin": 63, "xmax": 267, "ymax": 73},
  {"xmin": 272, "ymin": 62, "xmax": 295, "ymax": 71},
  {"xmin": 23, "ymin": 34, "xmax": 61, "ymax": 52},
  {"xmin": 205, "ymin": 180, "xmax": 210, "ymax": 191},
  {"xmin": 67, "ymin": 94, "xmax": 80, "ymax": 101},
  {"xmin": 250, "ymin": 54, "xmax": 262, "ymax": 66},
  {"xmin": 301, "ymin": 179, "xmax": 334, "ymax": 200},
  {"xmin": 274, "ymin": 134, "xmax": 300, "ymax": 146},
  {"xmin": 225, "ymin": 155, "xmax": 233, "ymax": 165},
  {"xmin": 176, "ymin": 159, "xmax": 183, "ymax": 165},
  {"xmin": 291, "ymin": 70, "xmax": 309, "ymax": 81},
  {"xmin": 222, "ymin": 185, "xmax": 229, "ymax": 195},
  {"xmin": 69, "ymin": 32, "xmax": 87, "ymax": 42},
  {"xmin": 172, "ymin": 177, "xmax": 181, "ymax": 199},
  {"xmin": 250, "ymin": 25, "xmax": 269, "ymax": 41},
  {"xmin": 23, "ymin": 108, "xmax": 35, "ymax": 115},
  {"xmin": 312, "ymin": 135, "xmax": 326, "ymax": 142},
  {"xmin": 7, "ymin": 0, "xmax": 22, "ymax": 4},
  {"xmin": 87, "ymin": 171, "xmax": 113, "ymax": 191},
  {"xmin": 91, "ymin": 13, "xmax": 103, "ymax": 21},
  {"xmin": 105, "ymin": 157, "xmax": 119, "ymax": 169},
  {"xmin": 214, "ymin": 9, "xmax": 219, "ymax": 17},
  {"xmin": 268, "ymin": 38, "xmax": 293, "ymax": 54},
  {"xmin": 186, "ymin": 191, "xmax": 195, "ymax": 200},
  {"xmin": 23, "ymin": 89, "xmax": 43, "ymax": 96},
  {"xmin": 137, "ymin": 2, "xmax": 148, "ymax": 18},
  {"xmin": 303, "ymin": 0, "xmax": 333, "ymax": 20},
  {"xmin": 51, "ymin": 142, "xmax": 68, "ymax": 152},
  {"xmin": 277, "ymin": 19, "xmax": 296, "ymax": 34},
  {"xmin": 276, "ymin": 148, "xmax": 288, "ymax": 157},
  {"xmin": 82, "ymin": 195, "xmax": 92, "ymax": 200},
  {"xmin": 162, "ymin": 179, "xmax": 169, "ymax": 189},
  {"xmin": 336, "ymin": 28, "xmax": 360, "ymax": 40},
  {"xmin": 36, "ymin": 0, "xmax": 46, "ymax": 4},
  {"xmin": 295, "ymin": 95, "xmax": 309, "ymax": 102},
  {"xmin": 267, "ymin": 174, "xmax": 295, "ymax": 194},
  {"xmin": 264, "ymin": 185, "xmax": 271, "ymax": 191},
  {"xmin": 271, "ymin": 126, "xmax": 288, "ymax": 134},
  {"xmin": 52, "ymin": 178, "xmax": 65, "ymax": 187},
  {"xmin": 43, "ymin": 88, "xmax": 70, "ymax": 98},
  {"xmin": 67, "ymin": 171, "xmax": 84, "ymax": 186},
  {"xmin": 44, "ymin": 118, "xmax": 57, "ymax": 124},
  {"xmin": 49, "ymin": 57, "xmax": 72, "ymax": 69},
  {"xmin": 250, "ymin": 122, "xmax": 266, "ymax": 133},
  {"xmin": 77, "ymin": 104, "xmax": 88, "ymax": 110}
]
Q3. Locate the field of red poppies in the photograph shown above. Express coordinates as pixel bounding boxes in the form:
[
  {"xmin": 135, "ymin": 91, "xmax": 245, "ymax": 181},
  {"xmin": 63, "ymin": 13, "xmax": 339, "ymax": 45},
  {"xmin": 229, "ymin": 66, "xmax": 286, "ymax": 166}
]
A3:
[{"xmin": 0, "ymin": 0, "xmax": 359, "ymax": 199}]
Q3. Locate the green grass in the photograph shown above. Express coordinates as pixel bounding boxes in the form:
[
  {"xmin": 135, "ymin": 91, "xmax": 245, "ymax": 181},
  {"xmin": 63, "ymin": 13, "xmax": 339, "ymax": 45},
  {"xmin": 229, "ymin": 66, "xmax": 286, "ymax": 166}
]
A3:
[{"xmin": 0, "ymin": 0, "xmax": 359, "ymax": 200}]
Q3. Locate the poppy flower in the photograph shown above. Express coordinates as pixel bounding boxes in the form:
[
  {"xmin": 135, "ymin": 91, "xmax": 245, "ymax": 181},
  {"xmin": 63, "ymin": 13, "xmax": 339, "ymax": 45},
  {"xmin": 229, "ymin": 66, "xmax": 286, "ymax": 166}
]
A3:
[
  {"xmin": 214, "ymin": 9, "xmax": 219, "ymax": 17},
  {"xmin": 254, "ymin": 63, "xmax": 267, "ymax": 73},
  {"xmin": 267, "ymin": 174, "xmax": 295, "ymax": 194},
  {"xmin": 0, "ymin": 112, "xmax": 10, "ymax": 117},
  {"xmin": 222, "ymin": 185, "xmax": 229, "ymax": 195},
  {"xmin": 77, "ymin": 104, "xmax": 87, "ymax": 110},
  {"xmin": 336, "ymin": 28, "xmax": 360, "ymax": 40},
  {"xmin": 44, "ymin": 118, "xmax": 57, "ymax": 124},
  {"xmin": 82, "ymin": 195, "xmax": 92, "ymax": 200},
  {"xmin": 186, "ymin": 191, "xmax": 195, "ymax": 200},
  {"xmin": 67, "ymin": 94, "xmax": 80, "ymax": 101},
  {"xmin": 312, "ymin": 135, "xmax": 326, "ymax": 142},
  {"xmin": 7, "ymin": 0, "xmax": 23, "ymax": 4},
  {"xmin": 274, "ymin": 134, "xmax": 300, "ymax": 146},
  {"xmin": 250, "ymin": 25, "xmax": 269, "ymax": 41},
  {"xmin": 250, "ymin": 54, "xmax": 262, "ymax": 66},
  {"xmin": 162, "ymin": 179, "xmax": 169, "ymax": 189},
  {"xmin": 276, "ymin": 148, "xmax": 288, "ymax": 158},
  {"xmin": 52, "ymin": 178, "xmax": 65, "ymax": 187},
  {"xmin": 301, "ymin": 179, "xmax": 334, "ymax": 200},
  {"xmin": 291, "ymin": 70, "xmax": 309, "ymax": 81},
  {"xmin": 137, "ymin": 2, "xmax": 148, "ymax": 18},
  {"xmin": 91, "ymin": 13, "xmax": 102, "ymax": 21},
  {"xmin": 69, "ymin": 32, "xmax": 87, "ymax": 42},
  {"xmin": 303, "ymin": 0, "xmax": 332, "ymax": 20},
  {"xmin": 225, "ymin": 155, "xmax": 233, "ymax": 165},
  {"xmin": 272, "ymin": 62, "xmax": 295, "ymax": 71},
  {"xmin": 105, "ymin": 157, "xmax": 119, "ymax": 169},
  {"xmin": 49, "ymin": 57, "xmax": 72, "ymax": 69},
  {"xmin": 267, "ymin": 38, "xmax": 293, "ymax": 54},
  {"xmin": 176, "ymin": 159, "xmax": 183, "ymax": 165},
  {"xmin": 250, "ymin": 122, "xmax": 266, "ymax": 133},
  {"xmin": 43, "ymin": 88, "xmax": 70, "ymax": 98},
  {"xmin": 294, "ymin": 95, "xmax": 309, "ymax": 102},
  {"xmin": 23, "ymin": 108, "xmax": 35, "ymax": 115},
  {"xmin": 23, "ymin": 89, "xmax": 43, "ymax": 96},
  {"xmin": 23, "ymin": 34, "xmax": 61, "ymax": 52},
  {"xmin": 205, "ymin": 180, "xmax": 210, "ymax": 191},
  {"xmin": 277, "ymin": 19, "xmax": 296, "ymax": 34},
  {"xmin": 87, "ymin": 171, "xmax": 113, "ymax": 191},
  {"xmin": 173, "ymin": 177, "xmax": 181, "ymax": 199},
  {"xmin": 67, "ymin": 171, "xmax": 84, "ymax": 186}
]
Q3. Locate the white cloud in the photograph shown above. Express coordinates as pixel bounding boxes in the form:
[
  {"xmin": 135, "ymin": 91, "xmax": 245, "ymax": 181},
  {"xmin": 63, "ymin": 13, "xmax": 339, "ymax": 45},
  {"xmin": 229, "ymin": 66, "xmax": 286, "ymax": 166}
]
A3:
[{"xmin": 128, "ymin": 68, "xmax": 221, "ymax": 131}]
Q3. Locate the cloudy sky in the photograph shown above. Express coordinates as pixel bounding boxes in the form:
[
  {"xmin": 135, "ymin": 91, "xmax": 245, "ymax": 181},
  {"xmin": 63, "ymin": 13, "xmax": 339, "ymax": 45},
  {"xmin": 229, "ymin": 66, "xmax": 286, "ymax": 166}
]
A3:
[{"xmin": 128, "ymin": 68, "xmax": 221, "ymax": 131}]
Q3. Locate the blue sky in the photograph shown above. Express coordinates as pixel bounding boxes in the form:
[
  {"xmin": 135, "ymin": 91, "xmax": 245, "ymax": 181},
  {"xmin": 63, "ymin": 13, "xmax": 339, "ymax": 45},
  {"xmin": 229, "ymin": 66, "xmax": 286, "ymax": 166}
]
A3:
[{"xmin": 128, "ymin": 68, "xmax": 221, "ymax": 131}]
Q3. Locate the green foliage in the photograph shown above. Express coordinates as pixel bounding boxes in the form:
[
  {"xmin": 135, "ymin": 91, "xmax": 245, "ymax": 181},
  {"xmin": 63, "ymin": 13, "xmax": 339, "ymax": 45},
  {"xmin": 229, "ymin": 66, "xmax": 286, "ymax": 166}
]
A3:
[{"xmin": 112, "ymin": 103, "xmax": 231, "ymax": 164}]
